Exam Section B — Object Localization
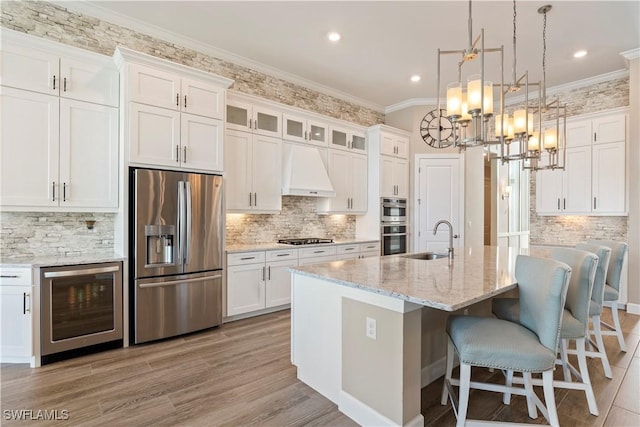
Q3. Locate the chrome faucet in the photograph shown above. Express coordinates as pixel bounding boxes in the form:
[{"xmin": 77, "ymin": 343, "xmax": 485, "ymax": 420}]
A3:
[{"xmin": 433, "ymin": 220, "xmax": 456, "ymax": 261}]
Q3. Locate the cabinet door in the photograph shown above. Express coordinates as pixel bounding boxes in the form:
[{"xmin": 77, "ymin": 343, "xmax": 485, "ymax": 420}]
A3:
[
  {"xmin": 380, "ymin": 133, "xmax": 396, "ymax": 156},
  {"xmin": 225, "ymin": 129, "xmax": 252, "ymax": 211},
  {"xmin": 266, "ymin": 259, "xmax": 297, "ymax": 308},
  {"xmin": 307, "ymin": 119, "xmax": 328, "ymax": 147},
  {"xmin": 0, "ymin": 286, "xmax": 32, "ymax": 361},
  {"xmin": 226, "ymin": 101, "xmax": 252, "ymax": 132},
  {"xmin": 395, "ymin": 159, "xmax": 409, "ymax": 198},
  {"xmin": 350, "ymin": 130, "xmax": 367, "ymax": 153},
  {"xmin": 254, "ymin": 106, "xmax": 281, "ymax": 138},
  {"xmin": 251, "ymin": 135, "xmax": 282, "ymax": 211},
  {"xmin": 564, "ymin": 146, "xmax": 592, "ymax": 213},
  {"xmin": 395, "ymin": 136, "xmax": 409, "ymax": 158},
  {"xmin": 129, "ymin": 102, "xmax": 181, "ymax": 167},
  {"xmin": 0, "ymin": 43, "xmax": 59, "ymax": 96},
  {"xmin": 330, "ymin": 126, "xmax": 350, "ymax": 151},
  {"xmin": 380, "ymin": 156, "xmax": 396, "ymax": 198},
  {"xmin": 350, "ymin": 153, "xmax": 368, "ymax": 213},
  {"xmin": 326, "ymin": 149, "xmax": 350, "ymax": 211},
  {"xmin": 535, "ymin": 153, "xmax": 563, "ymax": 214},
  {"xmin": 282, "ymin": 113, "xmax": 306, "ymax": 143},
  {"xmin": 60, "ymin": 57, "xmax": 119, "ymax": 106},
  {"xmin": 181, "ymin": 113, "xmax": 223, "ymax": 172},
  {"xmin": 1, "ymin": 87, "xmax": 59, "ymax": 207},
  {"xmin": 592, "ymin": 114, "xmax": 625, "ymax": 145},
  {"xmin": 227, "ymin": 263, "xmax": 265, "ymax": 316},
  {"xmin": 128, "ymin": 63, "xmax": 180, "ymax": 110},
  {"xmin": 592, "ymin": 141, "xmax": 625, "ymax": 213},
  {"xmin": 59, "ymin": 99, "xmax": 119, "ymax": 208},
  {"xmin": 181, "ymin": 77, "xmax": 223, "ymax": 119},
  {"xmin": 565, "ymin": 119, "xmax": 592, "ymax": 148}
]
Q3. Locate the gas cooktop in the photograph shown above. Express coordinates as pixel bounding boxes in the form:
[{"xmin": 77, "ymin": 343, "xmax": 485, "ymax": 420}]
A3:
[{"xmin": 278, "ymin": 238, "xmax": 334, "ymax": 245}]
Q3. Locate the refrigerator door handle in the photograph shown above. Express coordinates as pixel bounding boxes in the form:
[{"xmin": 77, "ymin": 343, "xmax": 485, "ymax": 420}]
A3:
[
  {"xmin": 184, "ymin": 181, "xmax": 192, "ymax": 265},
  {"xmin": 177, "ymin": 181, "xmax": 186, "ymax": 265}
]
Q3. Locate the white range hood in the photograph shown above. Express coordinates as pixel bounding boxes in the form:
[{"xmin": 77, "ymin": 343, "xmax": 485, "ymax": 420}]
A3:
[{"xmin": 281, "ymin": 144, "xmax": 335, "ymax": 197}]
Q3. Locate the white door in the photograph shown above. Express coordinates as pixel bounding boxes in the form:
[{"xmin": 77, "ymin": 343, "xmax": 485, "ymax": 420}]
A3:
[
  {"xmin": 350, "ymin": 153, "xmax": 368, "ymax": 213},
  {"xmin": 535, "ymin": 153, "xmax": 564, "ymax": 214},
  {"xmin": 181, "ymin": 113, "xmax": 223, "ymax": 172},
  {"xmin": 563, "ymin": 146, "xmax": 592, "ymax": 213},
  {"xmin": 251, "ymin": 135, "xmax": 282, "ymax": 211},
  {"xmin": 60, "ymin": 99, "xmax": 119, "ymax": 208},
  {"xmin": 225, "ymin": 129, "xmax": 252, "ymax": 211},
  {"xmin": 416, "ymin": 155, "xmax": 463, "ymax": 253},
  {"xmin": 0, "ymin": 285, "xmax": 32, "ymax": 360},
  {"xmin": 181, "ymin": 77, "xmax": 223, "ymax": 119},
  {"xmin": 128, "ymin": 63, "xmax": 180, "ymax": 110},
  {"xmin": 592, "ymin": 141, "xmax": 626, "ymax": 213},
  {"xmin": 129, "ymin": 102, "xmax": 181, "ymax": 167},
  {"xmin": 1, "ymin": 87, "xmax": 59, "ymax": 207},
  {"xmin": 266, "ymin": 259, "xmax": 298, "ymax": 308},
  {"xmin": 226, "ymin": 263, "xmax": 265, "ymax": 316}
]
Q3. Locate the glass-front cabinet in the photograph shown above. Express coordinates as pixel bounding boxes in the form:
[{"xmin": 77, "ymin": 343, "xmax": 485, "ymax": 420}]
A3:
[
  {"xmin": 283, "ymin": 113, "xmax": 328, "ymax": 147},
  {"xmin": 330, "ymin": 125, "xmax": 366, "ymax": 153},
  {"xmin": 226, "ymin": 100, "xmax": 281, "ymax": 138}
]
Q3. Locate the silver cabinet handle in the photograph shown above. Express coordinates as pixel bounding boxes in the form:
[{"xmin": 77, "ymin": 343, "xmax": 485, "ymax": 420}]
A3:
[
  {"xmin": 248, "ymin": 118, "xmax": 252, "ymax": 129},
  {"xmin": 249, "ymin": 193, "xmax": 252, "ymax": 207},
  {"xmin": 594, "ymin": 197, "xmax": 597, "ymax": 210},
  {"xmin": 253, "ymin": 193, "xmax": 257, "ymax": 207},
  {"xmin": 557, "ymin": 198, "xmax": 560, "ymax": 210},
  {"xmin": 267, "ymin": 266, "xmax": 271, "ymax": 281},
  {"xmin": 0, "ymin": 275, "xmax": 19, "ymax": 278},
  {"xmin": 563, "ymin": 198, "xmax": 566, "ymax": 210},
  {"xmin": 183, "ymin": 146, "xmax": 187, "ymax": 163},
  {"xmin": 240, "ymin": 256, "xmax": 255, "ymax": 260},
  {"xmin": 176, "ymin": 93, "xmax": 179, "ymax": 106},
  {"xmin": 276, "ymin": 253, "xmax": 290, "ymax": 257},
  {"xmin": 52, "ymin": 75, "xmax": 56, "ymax": 90},
  {"xmin": 304, "ymin": 130, "xmax": 308, "ymax": 140},
  {"xmin": 44, "ymin": 265, "xmax": 120, "ymax": 278},
  {"xmin": 23, "ymin": 292, "xmax": 31, "ymax": 314},
  {"xmin": 344, "ymin": 247, "xmax": 355, "ymax": 251},
  {"xmin": 184, "ymin": 95, "xmax": 187, "ymax": 109},
  {"xmin": 313, "ymin": 250, "xmax": 326, "ymax": 254},
  {"xmin": 176, "ymin": 145, "xmax": 180, "ymax": 163},
  {"xmin": 63, "ymin": 77, "xmax": 67, "ymax": 92},
  {"xmin": 63, "ymin": 182, "xmax": 67, "ymax": 202},
  {"xmin": 52, "ymin": 181, "xmax": 56, "ymax": 202},
  {"xmin": 262, "ymin": 266, "xmax": 265, "ymax": 281}
]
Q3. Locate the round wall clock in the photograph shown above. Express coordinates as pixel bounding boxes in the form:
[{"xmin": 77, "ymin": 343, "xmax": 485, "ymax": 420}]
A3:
[{"xmin": 420, "ymin": 108, "xmax": 454, "ymax": 148}]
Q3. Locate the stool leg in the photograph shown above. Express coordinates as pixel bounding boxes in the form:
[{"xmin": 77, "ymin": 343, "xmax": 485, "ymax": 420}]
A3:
[
  {"xmin": 576, "ymin": 337, "xmax": 599, "ymax": 416},
  {"xmin": 610, "ymin": 302, "xmax": 627, "ymax": 352},
  {"xmin": 457, "ymin": 363, "xmax": 471, "ymax": 427},
  {"xmin": 560, "ymin": 338, "xmax": 571, "ymax": 381},
  {"xmin": 542, "ymin": 369, "xmax": 560, "ymax": 427},
  {"xmin": 592, "ymin": 315, "xmax": 613, "ymax": 379},
  {"xmin": 441, "ymin": 338, "xmax": 455, "ymax": 406},
  {"xmin": 523, "ymin": 372, "xmax": 538, "ymax": 419},
  {"xmin": 503, "ymin": 370, "xmax": 513, "ymax": 405}
]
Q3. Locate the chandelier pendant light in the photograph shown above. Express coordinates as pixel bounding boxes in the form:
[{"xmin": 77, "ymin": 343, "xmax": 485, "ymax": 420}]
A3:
[{"xmin": 435, "ymin": 0, "xmax": 505, "ymax": 150}]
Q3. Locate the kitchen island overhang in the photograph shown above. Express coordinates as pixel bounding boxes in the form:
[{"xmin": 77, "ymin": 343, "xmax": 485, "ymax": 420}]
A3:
[{"xmin": 289, "ymin": 246, "xmax": 521, "ymax": 427}]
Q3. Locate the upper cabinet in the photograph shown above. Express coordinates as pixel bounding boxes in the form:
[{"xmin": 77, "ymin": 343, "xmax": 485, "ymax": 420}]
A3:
[
  {"xmin": 226, "ymin": 96, "xmax": 281, "ymax": 138},
  {"xmin": 536, "ymin": 110, "xmax": 627, "ymax": 216},
  {"xmin": 1, "ymin": 30, "xmax": 119, "ymax": 211},
  {"xmin": 282, "ymin": 112, "xmax": 328, "ymax": 147},
  {"xmin": 330, "ymin": 125, "xmax": 367, "ymax": 154},
  {"xmin": 380, "ymin": 131, "xmax": 409, "ymax": 159},
  {"xmin": 367, "ymin": 125, "xmax": 411, "ymax": 199},
  {"xmin": 115, "ymin": 47, "xmax": 233, "ymax": 173}
]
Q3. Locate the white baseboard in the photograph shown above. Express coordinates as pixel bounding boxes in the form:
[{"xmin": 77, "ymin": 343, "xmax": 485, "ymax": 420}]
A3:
[
  {"xmin": 338, "ymin": 390, "xmax": 424, "ymax": 427},
  {"xmin": 627, "ymin": 303, "xmax": 640, "ymax": 315},
  {"xmin": 422, "ymin": 356, "xmax": 447, "ymax": 388}
]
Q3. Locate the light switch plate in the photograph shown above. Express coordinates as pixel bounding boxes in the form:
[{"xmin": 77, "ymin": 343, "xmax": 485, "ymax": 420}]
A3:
[{"xmin": 366, "ymin": 317, "xmax": 377, "ymax": 340}]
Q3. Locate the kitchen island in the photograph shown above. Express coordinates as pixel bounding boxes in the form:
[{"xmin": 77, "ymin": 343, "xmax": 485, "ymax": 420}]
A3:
[{"xmin": 290, "ymin": 246, "xmax": 521, "ymax": 426}]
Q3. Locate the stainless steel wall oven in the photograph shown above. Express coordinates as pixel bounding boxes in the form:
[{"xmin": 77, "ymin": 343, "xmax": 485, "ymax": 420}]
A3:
[
  {"xmin": 380, "ymin": 198, "xmax": 407, "ymax": 256},
  {"xmin": 40, "ymin": 262, "xmax": 123, "ymax": 358},
  {"xmin": 381, "ymin": 197, "xmax": 407, "ymax": 223}
]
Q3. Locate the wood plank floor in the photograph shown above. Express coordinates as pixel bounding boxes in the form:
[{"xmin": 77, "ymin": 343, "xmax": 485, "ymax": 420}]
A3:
[{"xmin": 1, "ymin": 307, "xmax": 638, "ymax": 426}]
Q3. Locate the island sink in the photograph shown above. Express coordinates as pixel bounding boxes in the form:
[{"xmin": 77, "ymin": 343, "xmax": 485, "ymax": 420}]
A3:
[{"xmin": 402, "ymin": 252, "xmax": 447, "ymax": 260}]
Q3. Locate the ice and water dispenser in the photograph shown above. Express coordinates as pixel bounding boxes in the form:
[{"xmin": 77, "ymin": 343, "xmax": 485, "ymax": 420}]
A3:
[{"xmin": 145, "ymin": 225, "xmax": 176, "ymax": 266}]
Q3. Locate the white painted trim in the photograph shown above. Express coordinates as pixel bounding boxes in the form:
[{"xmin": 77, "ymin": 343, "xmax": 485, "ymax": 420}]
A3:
[
  {"xmin": 385, "ymin": 98, "xmax": 437, "ymax": 114},
  {"xmin": 627, "ymin": 303, "xmax": 640, "ymax": 315},
  {"xmin": 621, "ymin": 48, "xmax": 640, "ymax": 60},
  {"xmin": 338, "ymin": 390, "xmax": 424, "ymax": 427},
  {"xmin": 49, "ymin": 1, "xmax": 384, "ymax": 113},
  {"xmin": 421, "ymin": 356, "xmax": 447, "ymax": 388}
]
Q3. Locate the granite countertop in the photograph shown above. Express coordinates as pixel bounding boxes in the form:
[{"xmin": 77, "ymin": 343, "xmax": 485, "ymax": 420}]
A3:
[
  {"xmin": 289, "ymin": 246, "xmax": 526, "ymax": 311},
  {"xmin": 226, "ymin": 238, "xmax": 379, "ymax": 254},
  {"xmin": 0, "ymin": 252, "xmax": 125, "ymax": 268}
]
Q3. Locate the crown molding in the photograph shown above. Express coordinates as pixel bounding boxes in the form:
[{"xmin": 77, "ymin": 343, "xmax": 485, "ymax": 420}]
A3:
[
  {"xmin": 50, "ymin": 1, "xmax": 385, "ymax": 113},
  {"xmin": 621, "ymin": 48, "xmax": 640, "ymax": 60},
  {"xmin": 385, "ymin": 98, "xmax": 437, "ymax": 114}
]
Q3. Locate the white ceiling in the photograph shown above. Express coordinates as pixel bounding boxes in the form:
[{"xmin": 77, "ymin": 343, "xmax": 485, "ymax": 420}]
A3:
[{"xmin": 61, "ymin": 1, "xmax": 639, "ymax": 112}]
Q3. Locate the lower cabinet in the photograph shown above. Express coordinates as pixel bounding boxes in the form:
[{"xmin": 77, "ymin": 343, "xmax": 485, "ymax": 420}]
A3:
[
  {"xmin": 0, "ymin": 268, "xmax": 33, "ymax": 364},
  {"xmin": 226, "ymin": 249, "xmax": 297, "ymax": 317}
]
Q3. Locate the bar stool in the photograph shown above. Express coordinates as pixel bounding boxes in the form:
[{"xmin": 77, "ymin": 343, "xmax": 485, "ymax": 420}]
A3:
[
  {"xmin": 588, "ymin": 239, "xmax": 628, "ymax": 352},
  {"xmin": 493, "ymin": 248, "xmax": 600, "ymax": 416},
  {"xmin": 442, "ymin": 255, "xmax": 571, "ymax": 427},
  {"xmin": 575, "ymin": 243, "xmax": 613, "ymax": 378}
]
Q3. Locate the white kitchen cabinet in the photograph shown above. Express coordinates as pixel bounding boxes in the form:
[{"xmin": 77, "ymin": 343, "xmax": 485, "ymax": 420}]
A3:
[
  {"xmin": 0, "ymin": 267, "xmax": 34, "ymax": 365},
  {"xmin": 381, "ymin": 156, "xmax": 409, "ymax": 198},
  {"xmin": 335, "ymin": 244, "xmax": 360, "ymax": 260},
  {"xmin": 226, "ymin": 249, "xmax": 297, "ymax": 317},
  {"xmin": 225, "ymin": 129, "xmax": 282, "ymax": 212},
  {"xmin": 329, "ymin": 125, "xmax": 367, "ymax": 154},
  {"xmin": 359, "ymin": 242, "xmax": 381, "ymax": 258},
  {"xmin": 282, "ymin": 112, "xmax": 328, "ymax": 147},
  {"xmin": 1, "ymin": 87, "xmax": 118, "ymax": 210},
  {"xmin": 1, "ymin": 34, "xmax": 119, "ymax": 107},
  {"xmin": 297, "ymin": 246, "xmax": 337, "ymax": 265},
  {"xmin": 381, "ymin": 132, "xmax": 409, "ymax": 158},
  {"xmin": 317, "ymin": 150, "xmax": 367, "ymax": 214},
  {"xmin": 536, "ymin": 111, "xmax": 626, "ymax": 215},
  {"xmin": 226, "ymin": 97, "xmax": 281, "ymax": 138}
]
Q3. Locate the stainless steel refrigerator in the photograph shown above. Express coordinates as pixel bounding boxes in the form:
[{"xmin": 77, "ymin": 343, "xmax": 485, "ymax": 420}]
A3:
[{"xmin": 131, "ymin": 168, "xmax": 223, "ymax": 344}]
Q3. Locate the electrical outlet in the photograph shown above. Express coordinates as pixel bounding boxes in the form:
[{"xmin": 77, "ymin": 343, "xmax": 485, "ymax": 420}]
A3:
[{"xmin": 366, "ymin": 317, "xmax": 377, "ymax": 340}]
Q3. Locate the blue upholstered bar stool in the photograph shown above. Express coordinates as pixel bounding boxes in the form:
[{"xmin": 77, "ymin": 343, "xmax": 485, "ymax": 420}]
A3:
[
  {"xmin": 575, "ymin": 243, "xmax": 613, "ymax": 378},
  {"xmin": 493, "ymin": 248, "xmax": 600, "ymax": 416},
  {"xmin": 588, "ymin": 239, "xmax": 628, "ymax": 352},
  {"xmin": 441, "ymin": 255, "xmax": 571, "ymax": 427}
]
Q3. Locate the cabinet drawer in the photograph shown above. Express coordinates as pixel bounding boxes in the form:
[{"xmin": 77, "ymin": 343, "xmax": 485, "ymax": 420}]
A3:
[
  {"xmin": 227, "ymin": 251, "xmax": 266, "ymax": 266},
  {"xmin": 298, "ymin": 246, "xmax": 337, "ymax": 259},
  {"xmin": 336, "ymin": 244, "xmax": 359, "ymax": 255},
  {"xmin": 266, "ymin": 249, "xmax": 298, "ymax": 262},
  {"xmin": 360, "ymin": 242, "xmax": 380, "ymax": 253},
  {"xmin": 0, "ymin": 268, "xmax": 32, "ymax": 286}
]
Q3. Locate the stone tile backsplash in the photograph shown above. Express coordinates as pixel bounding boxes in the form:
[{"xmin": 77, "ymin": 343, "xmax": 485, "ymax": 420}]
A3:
[
  {"xmin": 226, "ymin": 197, "xmax": 356, "ymax": 245},
  {"xmin": 0, "ymin": 212, "xmax": 115, "ymax": 259}
]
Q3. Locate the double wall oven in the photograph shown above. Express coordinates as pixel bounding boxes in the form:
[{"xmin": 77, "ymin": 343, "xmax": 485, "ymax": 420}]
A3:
[{"xmin": 380, "ymin": 197, "xmax": 407, "ymax": 256}]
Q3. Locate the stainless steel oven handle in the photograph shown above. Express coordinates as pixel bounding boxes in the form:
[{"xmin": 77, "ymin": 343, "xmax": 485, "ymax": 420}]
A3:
[
  {"xmin": 382, "ymin": 233, "xmax": 408, "ymax": 237},
  {"xmin": 44, "ymin": 265, "xmax": 120, "ymax": 278},
  {"xmin": 139, "ymin": 275, "xmax": 222, "ymax": 288}
]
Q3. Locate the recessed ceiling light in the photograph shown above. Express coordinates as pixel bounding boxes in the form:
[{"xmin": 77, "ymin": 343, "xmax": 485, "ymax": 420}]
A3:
[
  {"xmin": 410, "ymin": 75, "xmax": 421, "ymax": 82},
  {"xmin": 327, "ymin": 32, "xmax": 341, "ymax": 42},
  {"xmin": 574, "ymin": 50, "xmax": 588, "ymax": 58}
]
